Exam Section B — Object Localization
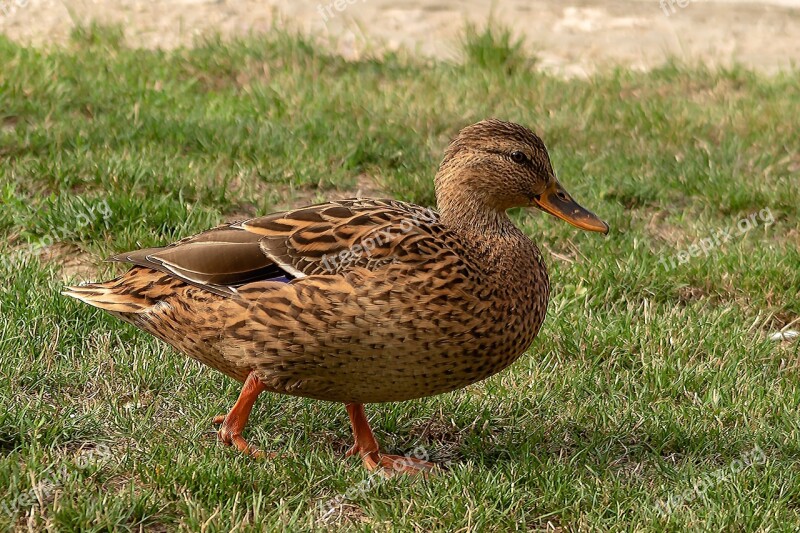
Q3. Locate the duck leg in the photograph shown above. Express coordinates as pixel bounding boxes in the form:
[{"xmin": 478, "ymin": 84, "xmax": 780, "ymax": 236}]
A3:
[
  {"xmin": 212, "ymin": 372, "xmax": 266, "ymax": 458},
  {"xmin": 345, "ymin": 403, "xmax": 436, "ymax": 476}
]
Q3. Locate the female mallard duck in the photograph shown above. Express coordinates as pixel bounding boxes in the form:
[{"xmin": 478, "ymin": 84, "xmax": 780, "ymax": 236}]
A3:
[{"xmin": 64, "ymin": 119, "xmax": 608, "ymax": 475}]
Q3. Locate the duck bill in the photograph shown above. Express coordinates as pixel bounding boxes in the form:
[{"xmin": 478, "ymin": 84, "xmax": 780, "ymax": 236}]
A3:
[{"xmin": 534, "ymin": 180, "xmax": 609, "ymax": 234}]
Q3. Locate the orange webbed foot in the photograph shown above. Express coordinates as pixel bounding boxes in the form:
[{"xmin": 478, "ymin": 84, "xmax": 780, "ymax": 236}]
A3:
[
  {"xmin": 364, "ymin": 452, "xmax": 437, "ymax": 477},
  {"xmin": 345, "ymin": 403, "xmax": 438, "ymax": 478},
  {"xmin": 212, "ymin": 414, "xmax": 266, "ymax": 458}
]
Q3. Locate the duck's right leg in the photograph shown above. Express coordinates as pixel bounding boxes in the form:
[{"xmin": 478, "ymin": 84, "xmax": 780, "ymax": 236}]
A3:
[{"xmin": 212, "ymin": 371, "xmax": 267, "ymax": 458}]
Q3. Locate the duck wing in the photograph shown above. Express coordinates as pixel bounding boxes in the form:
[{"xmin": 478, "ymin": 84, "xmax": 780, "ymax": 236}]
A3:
[
  {"xmin": 241, "ymin": 198, "xmax": 442, "ymax": 277},
  {"xmin": 109, "ymin": 198, "xmax": 444, "ymax": 297}
]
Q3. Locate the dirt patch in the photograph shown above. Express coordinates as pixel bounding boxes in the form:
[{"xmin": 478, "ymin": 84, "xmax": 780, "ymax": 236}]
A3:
[
  {"xmin": 316, "ymin": 501, "xmax": 372, "ymax": 529},
  {"xmin": 1, "ymin": 1, "xmax": 799, "ymax": 76},
  {"xmin": 676, "ymin": 284, "xmax": 708, "ymax": 302},
  {"xmin": 642, "ymin": 209, "xmax": 693, "ymax": 247},
  {"xmin": 37, "ymin": 242, "xmax": 99, "ymax": 281},
  {"xmin": 268, "ymin": 173, "xmax": 387, "ymax": 212}
]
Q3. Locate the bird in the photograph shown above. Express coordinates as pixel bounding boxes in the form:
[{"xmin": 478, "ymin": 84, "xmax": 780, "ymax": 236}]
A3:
[{"xmin": 64, "ymin": 119, "xmax": 608, "ymax": 476}]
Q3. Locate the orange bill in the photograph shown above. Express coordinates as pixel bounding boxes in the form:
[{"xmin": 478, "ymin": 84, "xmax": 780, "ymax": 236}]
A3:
[{"xmin": 534, "ymin": 179, "xmax": 609, "ymax": 234}]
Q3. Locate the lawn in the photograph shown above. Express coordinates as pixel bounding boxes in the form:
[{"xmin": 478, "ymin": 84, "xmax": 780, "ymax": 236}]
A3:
[{"xmin": 1, "ymin": 22, "xmax": 799, "ymax": 531}]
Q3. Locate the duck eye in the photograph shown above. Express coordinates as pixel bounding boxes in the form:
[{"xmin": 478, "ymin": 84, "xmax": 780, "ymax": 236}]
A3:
[{"xmin": 510, "ymin": 151, "xmax": 529, "ymax": 165}]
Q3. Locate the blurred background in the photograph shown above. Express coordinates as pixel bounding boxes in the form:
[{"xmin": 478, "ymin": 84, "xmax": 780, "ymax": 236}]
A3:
[{"xmin": 2, "ymin": 0, "xmax": 800, "ymax": 75}]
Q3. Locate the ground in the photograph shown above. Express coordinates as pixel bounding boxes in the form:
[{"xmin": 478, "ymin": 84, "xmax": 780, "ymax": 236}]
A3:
[
  {"xmin": 1, "ymin": 12, "xmax": 799, "ymax": 533},
  {"xmin": 1, "ymin": 0, "xmax": 800, "ymax": 75}
]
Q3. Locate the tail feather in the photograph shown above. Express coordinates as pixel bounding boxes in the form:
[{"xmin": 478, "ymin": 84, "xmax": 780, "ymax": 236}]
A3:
[{"xmin": 62, "ymin": 281, "xmax": 151, "ymax": 313}]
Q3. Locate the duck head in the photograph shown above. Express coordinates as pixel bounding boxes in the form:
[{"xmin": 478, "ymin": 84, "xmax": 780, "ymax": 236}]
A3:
[{"xmin": 435, "ymin": 119, "xmax": 609, "ymax": 234}]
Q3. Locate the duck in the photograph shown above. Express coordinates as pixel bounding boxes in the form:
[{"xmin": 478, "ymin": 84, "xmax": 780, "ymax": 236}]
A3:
[{"xmin": 64, "ymin": 119, "xmax": 608, "ymax": 476}]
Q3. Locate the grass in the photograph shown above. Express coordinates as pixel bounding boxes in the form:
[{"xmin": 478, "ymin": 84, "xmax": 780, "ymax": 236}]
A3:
[{"xmin": 1, "ymin": 21, "xmax": 799, "ymax": 531}]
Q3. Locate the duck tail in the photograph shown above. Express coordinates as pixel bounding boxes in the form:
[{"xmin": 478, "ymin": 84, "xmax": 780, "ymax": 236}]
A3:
[{"xmin": 62, "ymin": 279, "xmax": 149, "ymax": 313}]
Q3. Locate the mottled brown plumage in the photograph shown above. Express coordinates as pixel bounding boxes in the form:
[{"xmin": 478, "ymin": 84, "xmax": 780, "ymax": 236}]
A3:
[{"xmin": 64, "ymin": 119, "xmax": 608, "ymax": 475}]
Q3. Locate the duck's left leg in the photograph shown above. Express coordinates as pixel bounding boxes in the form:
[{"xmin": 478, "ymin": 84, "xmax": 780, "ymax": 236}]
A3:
[
  {"xmin": 212, "ymin": 372, "xmax": 267, "ymax": 457},
  {"xmin": 345, "ymin": 403, "xmax": 437, "ymax": 476}
]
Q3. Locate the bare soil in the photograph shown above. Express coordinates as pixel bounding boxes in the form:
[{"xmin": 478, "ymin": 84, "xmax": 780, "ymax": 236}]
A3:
[{"xmin": 1, "ymin": 0, "xmax": 798, "ymax": 75}]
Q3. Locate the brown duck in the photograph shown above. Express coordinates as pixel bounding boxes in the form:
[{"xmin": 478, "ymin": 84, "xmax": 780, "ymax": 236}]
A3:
[{"xmin": 64, "ymin": 119, "xmax": 608, "ymax": 475}]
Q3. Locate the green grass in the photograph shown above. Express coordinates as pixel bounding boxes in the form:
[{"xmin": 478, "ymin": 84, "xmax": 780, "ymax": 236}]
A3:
[{"xmin": 1, "ymin": 22, "xmax": 799, "ymax": 531}]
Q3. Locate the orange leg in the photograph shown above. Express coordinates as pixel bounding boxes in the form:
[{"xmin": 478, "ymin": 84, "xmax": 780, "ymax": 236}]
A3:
[
  {"xmin": 345, "ymin": 403, "xmax": 436, "ymax": 477},
  {"xmin": 212, "ymin": 372, "xmax": 267, "ymax": 458}
]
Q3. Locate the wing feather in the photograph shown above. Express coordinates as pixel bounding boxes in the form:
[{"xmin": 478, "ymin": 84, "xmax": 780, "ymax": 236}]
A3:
[{"xmin": 110, "ymin": 199, "xmax": 447, "ymax": 296}]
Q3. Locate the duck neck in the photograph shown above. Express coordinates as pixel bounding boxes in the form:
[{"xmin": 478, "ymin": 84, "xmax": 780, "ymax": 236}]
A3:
[
  {"xmin": 437, "ymin": 192, "xmax": 514, "ymax": 238},
  {"xmin": 437, "ymin": 186, "xmax": 544, "ymax": 278},
  {"xmin": 435, "ymin": 164, "xmax": 511, "ymax": 233}
]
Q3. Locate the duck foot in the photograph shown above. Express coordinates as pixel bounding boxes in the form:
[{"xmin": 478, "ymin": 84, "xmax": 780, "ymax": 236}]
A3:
[
  {"xmin": 345, "ymin": 403, "xmax": 437, "ymax": 477},
  {"xmin": 212, "ymin": 372, "xmax": 267, "ymax": 458}
]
